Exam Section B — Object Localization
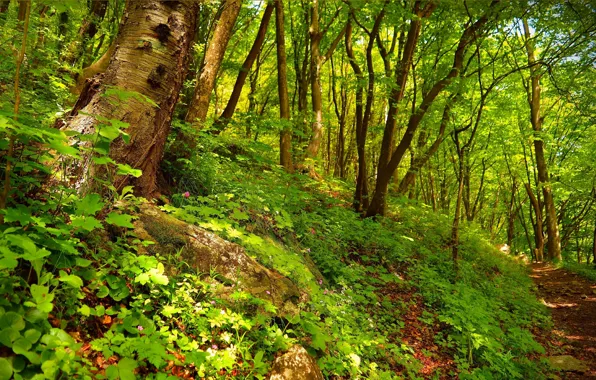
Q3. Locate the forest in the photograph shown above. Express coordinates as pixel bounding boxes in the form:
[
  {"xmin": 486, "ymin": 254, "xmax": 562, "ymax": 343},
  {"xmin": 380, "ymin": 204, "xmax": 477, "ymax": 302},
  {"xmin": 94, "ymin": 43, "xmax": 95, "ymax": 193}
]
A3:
[{"xmin": 0, "ymin": 0, "xmax": 595, "ymax": 379}]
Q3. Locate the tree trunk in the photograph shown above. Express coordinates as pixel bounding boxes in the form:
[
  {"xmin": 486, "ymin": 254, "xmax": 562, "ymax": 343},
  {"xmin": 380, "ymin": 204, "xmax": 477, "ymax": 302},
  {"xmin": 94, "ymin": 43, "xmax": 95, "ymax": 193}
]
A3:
[
  {"xmin": 397, "ymin": 97, "xmax": 454, "ymax": 195},
  {"xmin": 523, "ymin": 19, "xmax": 562, "ymax": 261},
  {"xmin": 215, "ymin": 3, "xmax": 274, "ymax": 131},
  {"xmin": 525, "ymin": 183, "xmax": 544, "ymax": 262},
  {"xmin": 304, "ymin": 3, "xmax": 346, "ymax": 163},
  {"xmin": 186, "ymin": 0, "xmax": 242, "ymax": 124},
  {"xmin": 452, "ymin": 149, "xmax": 465, "ymax": 266},
  {"xmin": 275, "ymin": 0, "xmax": 293, "ymax": 171},
  {"xmin": 62, "ymin": 0, "xmax": 199, "ymax": 198},
  {"xmin": 592, "ymin": 219, "xmax": 596, "ymax": 265},
  {"xmin": 507, "ymin": 179, "xmax": 517, "ymax": 249},
  {"xmin": 367, "ymin": 1, "xmax": 496, "ymax": 217},
  {"xmin": 305, "ymin": 0, "xmax": 323, "ymax": 161}
]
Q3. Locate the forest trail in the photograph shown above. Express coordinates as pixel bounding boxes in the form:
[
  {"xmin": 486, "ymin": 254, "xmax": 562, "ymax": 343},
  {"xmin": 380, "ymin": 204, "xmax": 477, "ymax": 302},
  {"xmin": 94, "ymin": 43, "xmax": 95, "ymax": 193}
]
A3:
[{"xmin": 530, "ymin": 263, "xmax": 596, "ymax": 378}]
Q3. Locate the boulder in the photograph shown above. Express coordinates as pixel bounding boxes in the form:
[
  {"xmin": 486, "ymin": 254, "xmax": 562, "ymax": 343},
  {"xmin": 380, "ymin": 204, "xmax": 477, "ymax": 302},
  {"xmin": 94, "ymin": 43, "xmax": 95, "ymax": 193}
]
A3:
[
  {"xmin": 547, "ymin": 355, "xmax": 588, "ymax": 373},
  {"xmin": 269, "ymin": 345, "xmax": 324, "ymax": 380},
  {"xmin": 133, "ymin": 204, "xmax": 301, "ymax": 314}
]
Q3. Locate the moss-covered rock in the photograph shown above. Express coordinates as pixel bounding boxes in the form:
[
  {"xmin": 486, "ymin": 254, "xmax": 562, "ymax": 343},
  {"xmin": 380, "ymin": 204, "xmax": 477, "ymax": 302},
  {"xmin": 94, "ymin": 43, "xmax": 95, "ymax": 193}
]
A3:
[{"xmin": 133, "ymin": 203, "xmax": 301, "ymax": 314}]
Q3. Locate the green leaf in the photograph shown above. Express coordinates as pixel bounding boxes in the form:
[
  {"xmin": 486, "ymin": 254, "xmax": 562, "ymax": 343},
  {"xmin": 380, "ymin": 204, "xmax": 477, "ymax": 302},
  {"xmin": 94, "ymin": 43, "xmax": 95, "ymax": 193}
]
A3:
[
  {"xmin": 12, "ymin": 337, "xmax": 33, "ymax": 355},
  {"xmin": 75, "ymin": 193, "xmax": 105, "ymax": 216},
  {"xmin": 106, "ymin": 365, "xmax": 119, "ymax": 380},
  {"xmin": 76, "ymin": 258, "xmax": 92, "ymax": 267},
  {"xmin": 71, "ymin": 215, "xmax": 103, "ymax": 231},
  {"xmin": 97, "ymin": 285, "xmax": 110, "ymax": 298},
  {"xmin": 118, "ymin": 357, "xmax": 138, "ymax": 380},
  {"xmin": 105, "ymin": 212, "xmax": 135, "ymax": 228},
  {"xmin": 230, "ymin": 209, "xmax": 249, "ymax": 221},
  {"xmin": 30, "ymin": 285, "xmax": 55, "ymax": 313},
  {"xmin": 116, "ymin": 163, "xmax": 142, "ymax": 178},
  {"xmin": 1, "ymin": 312, "xmax": 25, "ymax": 331},
  {"xmin": 0, "ymin": 327, "xmax": 20, "ymax": 347},
  {"xmin": 59, "ymin": 271, "xmax": 84, "ymax": 289},
  {"xmin": 24, "ymin": 329, "xmax": 42, "ymax": 344},
  {"xmin": 79, "ymin": 305, "xmax": 91, "ymax": 317},
  {"xmin": 0, "ymin": 358, "xmax": 13, "ymax": 380}
]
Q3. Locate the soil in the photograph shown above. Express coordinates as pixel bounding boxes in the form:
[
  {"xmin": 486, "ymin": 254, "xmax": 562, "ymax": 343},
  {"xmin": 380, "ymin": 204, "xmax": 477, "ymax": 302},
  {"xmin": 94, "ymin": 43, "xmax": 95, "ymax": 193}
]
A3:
[{"xmin": 530, "ymin": 263, "xmax": 596, "ymax": 379}]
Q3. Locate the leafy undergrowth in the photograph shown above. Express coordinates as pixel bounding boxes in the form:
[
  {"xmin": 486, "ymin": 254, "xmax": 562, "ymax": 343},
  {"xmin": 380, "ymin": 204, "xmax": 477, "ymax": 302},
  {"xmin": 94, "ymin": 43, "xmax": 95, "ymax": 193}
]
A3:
[
  {"xmin": 1, "ymin": 134, "xmax": 551, "ymax": 379},
  {"xmin": 561, "ymin": 262, "xmax": 596, "ymax": 282}
]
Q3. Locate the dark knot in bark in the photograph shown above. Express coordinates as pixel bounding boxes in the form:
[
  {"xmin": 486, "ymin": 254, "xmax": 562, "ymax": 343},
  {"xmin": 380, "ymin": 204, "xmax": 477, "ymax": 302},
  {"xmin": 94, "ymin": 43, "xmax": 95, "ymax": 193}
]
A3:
[{"xmin": 154, "ymin": 23, "xmax": 171, "ymax": 44}]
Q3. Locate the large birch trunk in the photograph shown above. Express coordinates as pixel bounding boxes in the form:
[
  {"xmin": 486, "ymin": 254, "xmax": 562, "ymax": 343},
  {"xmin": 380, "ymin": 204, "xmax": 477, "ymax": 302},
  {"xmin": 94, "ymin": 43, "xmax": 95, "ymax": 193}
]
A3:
[{"xmin": 62, "ymin": 0, "xmax": 199, "ymax": 198}]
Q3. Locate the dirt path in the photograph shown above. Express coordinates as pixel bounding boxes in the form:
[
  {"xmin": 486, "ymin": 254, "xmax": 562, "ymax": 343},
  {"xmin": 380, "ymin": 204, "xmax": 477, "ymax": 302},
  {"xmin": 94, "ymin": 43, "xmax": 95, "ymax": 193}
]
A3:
[{"xmin": 530, "ymin": 263, "xmax": 596, "ymax": 378}]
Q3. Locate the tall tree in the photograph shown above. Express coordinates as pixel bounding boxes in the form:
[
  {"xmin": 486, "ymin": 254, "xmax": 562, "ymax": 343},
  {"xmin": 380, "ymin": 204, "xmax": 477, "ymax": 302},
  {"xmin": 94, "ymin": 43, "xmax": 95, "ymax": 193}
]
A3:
[
  {"xmin": 522, "ymin": 19, "xmax": 562, "ymax": 261},
  {"xmin": 62, "ymin": 0, "xmax": 199, "ymax": 197},
  {"xmin": 304, "ymin": 1, "xmax": 346, "ymax": 163},
  {"xmin": 366, "ymin": 1, "xmax": 498, "ymax": 217},
  {"xmin": 275, "ymin": 0, "xmax": 293, "ymax": 171},
  {"xmin": 215, "ymin": 3, "xmax": 274, "ymax": 131},
  {"xmin": 186, "ymin": 0, "xmax": 242, "ymax": 124}
]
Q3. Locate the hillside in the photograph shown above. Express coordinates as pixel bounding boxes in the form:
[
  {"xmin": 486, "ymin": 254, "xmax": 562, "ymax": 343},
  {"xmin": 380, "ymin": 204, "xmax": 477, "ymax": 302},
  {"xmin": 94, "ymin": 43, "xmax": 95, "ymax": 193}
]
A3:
[{"xmin": 0, "ymin": 1, "xmax": 594, "ymax": 379}]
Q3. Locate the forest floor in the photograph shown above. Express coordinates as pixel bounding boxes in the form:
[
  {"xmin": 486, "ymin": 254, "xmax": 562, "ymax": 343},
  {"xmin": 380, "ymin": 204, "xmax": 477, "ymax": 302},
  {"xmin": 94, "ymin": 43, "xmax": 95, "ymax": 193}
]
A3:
[{"xmin": 530, "ymin": 263, "xmax": 596, "ymax": 379}]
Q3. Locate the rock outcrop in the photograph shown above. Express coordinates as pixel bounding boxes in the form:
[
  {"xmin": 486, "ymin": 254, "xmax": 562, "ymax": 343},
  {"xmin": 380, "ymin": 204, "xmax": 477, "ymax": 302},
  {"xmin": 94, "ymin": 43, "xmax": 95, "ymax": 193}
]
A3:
[
  {"xmin": 133, "ymin": 204, "xmax": 301, "ymax": 314},
  {"xmin": 269, "ymin": 345, "xmax": 323, "ymax": 380}
]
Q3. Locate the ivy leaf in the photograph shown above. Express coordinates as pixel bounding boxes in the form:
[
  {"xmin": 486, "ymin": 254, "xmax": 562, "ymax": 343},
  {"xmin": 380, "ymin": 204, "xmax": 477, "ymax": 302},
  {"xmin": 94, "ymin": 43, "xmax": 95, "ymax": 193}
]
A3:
[{"xmin": 105, "ymin": 212, "xmax": 135, "ymax": 228}]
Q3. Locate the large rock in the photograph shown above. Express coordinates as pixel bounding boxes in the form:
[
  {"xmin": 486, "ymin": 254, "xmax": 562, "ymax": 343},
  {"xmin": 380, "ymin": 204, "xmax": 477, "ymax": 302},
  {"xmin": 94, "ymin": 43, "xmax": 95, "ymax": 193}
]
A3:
[
  {"xmin": 269, "ymin": 345, "xmax": 324, "ymax": 380},
  {"xmin": 547, "ymin": 355, "xmax": 588, "ymax": 373},
  {"xmin": 133, "ymin": 204, "xmax": 301, "ymax": 313}
]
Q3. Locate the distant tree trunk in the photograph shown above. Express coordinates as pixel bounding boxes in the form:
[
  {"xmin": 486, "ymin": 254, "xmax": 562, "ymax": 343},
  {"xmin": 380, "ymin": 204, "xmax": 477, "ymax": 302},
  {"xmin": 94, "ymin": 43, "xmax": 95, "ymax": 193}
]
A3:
[
  {"xmin": 507, "ymin": 178, "xmax": 517, "ymax": 249},
  {"xmin": 305, "ymin": 0, "xmax": 322, "ymax": 162},
  {"xmin": 66, "ymin": 0, "xmax": 108, "ymax": 65},
  {"xmin": 62, "ymin": 0, "xmax": 199, "ymax": 198},
  {"xmin": 345, "ymin": 20, "xmax": 367, "ymax": 211},
  {"xmin": 397, "ymin": 97, "xmax": 454, "ymax": 195},
  {"xmin": 525, "ymin": 183, "xmax": 544, "ymax": 262},
  {"xmin": 592, "ymin": 219, "xmax": 596, "ymax": 265},
  {"xmin": 452, "ymin": 148, "xmax": 465, "ymax": 265},
  {"xmin": 186, "ymin": 0, "xmax": 242, "ymax": 124},
  {"xmin": 215, "ymin": 3, "xmax": 274, "ymax": 131},
  {"xmin": 522, "ymin": 19, "xmax": 561, "ymax": 262},
  {"xmin": 275, "ymin": 0, "xmax": 293, "ymax": 171},
  {"xmin": 304, "ymin": 3, "xmax": 346, "ymax": 163}
]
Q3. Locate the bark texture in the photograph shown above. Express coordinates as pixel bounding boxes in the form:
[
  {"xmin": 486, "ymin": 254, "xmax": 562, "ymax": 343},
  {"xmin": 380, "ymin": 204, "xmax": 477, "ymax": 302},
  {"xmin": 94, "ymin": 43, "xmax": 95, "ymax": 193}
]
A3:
[
  {"xmin": 63, "ymin": 1, "xmax": 199, "ymax": 198},
  {"xmin": 186, "ymin": 0, "xmax": 242, "ymax": 124}
]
